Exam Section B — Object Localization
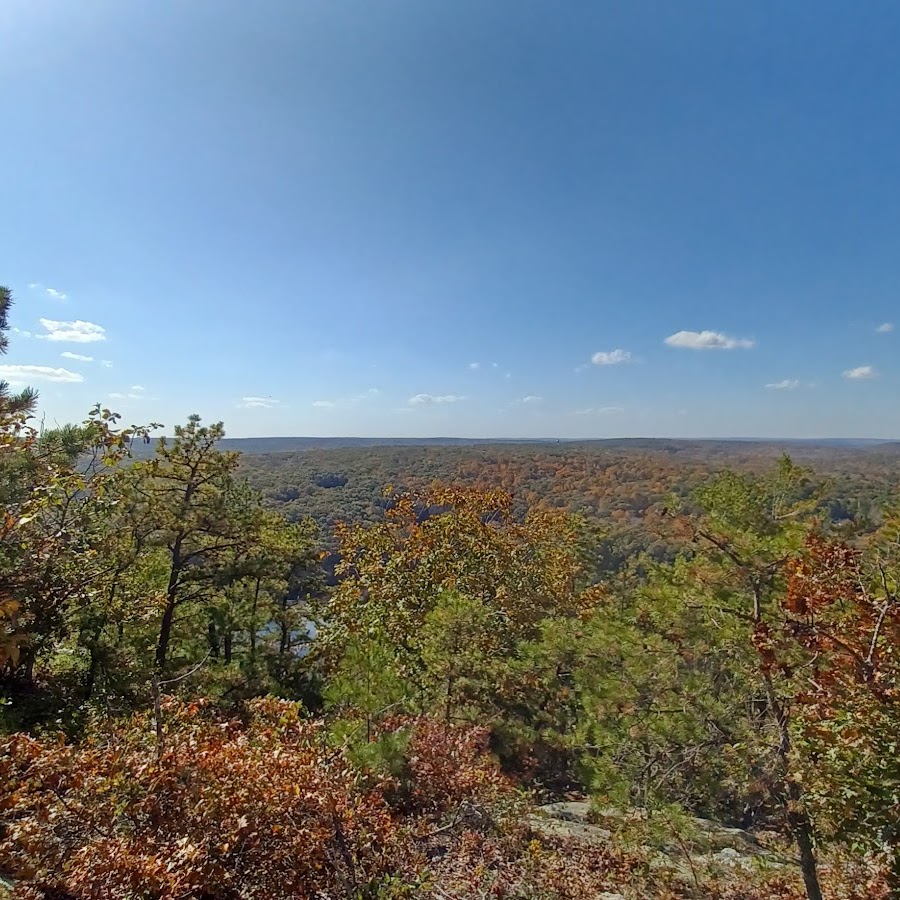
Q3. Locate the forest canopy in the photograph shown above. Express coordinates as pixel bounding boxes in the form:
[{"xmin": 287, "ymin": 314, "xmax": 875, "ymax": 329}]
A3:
[{"xmin": 0, "ymin": 285, "xmax": 898, "ymax": 899}]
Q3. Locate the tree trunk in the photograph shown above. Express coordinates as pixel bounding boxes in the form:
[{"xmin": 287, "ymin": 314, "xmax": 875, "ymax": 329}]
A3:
[
  {"xmin": 786, "ymin": 785, "xmax": 823, "ymax": 900},
  {"xmin": 763, "ymin": 674, "xmax": 823, "ymax": 900},
  {"xmin": 886, "ymin": 842, "xmax": 900, "ymax": 900},
  {"xmin": 249, "ymin": 577, "xmax": 261, "ymax": 664},
  {"xmin": 155, "ymin": 599, "xmax": 176, "ymax": 669},
  {"xmin": 19, "ymin": 645, "xmax": 36, "ymax": 687},
  {"xmin": 84, "ymin": 642, "xmax": 100, "ymax": 700},
  {"xmin": 223, "ymin": 630, "xmax": 232, "ymax": 665},
  {"xmin": 151, "ymin": 671, "xmax": 164, "ymax": 760},
  {"xmin": 86, "ymin": 582, "xmax": 116, "ymax": 697},
  {"xmin": 156, "ymin": 538, "xmax": 185, "ymax": 671},
  {"xmin": 445, "ymin": 672, "xmax": 454, "ymax": 723},
  {"xmin": 207, "ymin": 618, "xmax": 220, "ymax": 659},
  {"xmin": 752, "ymin": 574, "xmax": 823, "ymax": 900}
]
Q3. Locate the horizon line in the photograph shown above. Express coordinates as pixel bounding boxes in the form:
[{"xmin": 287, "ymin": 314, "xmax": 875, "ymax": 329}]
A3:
[{"xmin": 211, "ymin": 435, "xmax": 899, "ymax": 443}]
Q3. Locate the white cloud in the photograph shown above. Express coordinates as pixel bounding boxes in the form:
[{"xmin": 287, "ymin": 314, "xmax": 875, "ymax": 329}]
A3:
[
  {"xmin": 521, "ymin": 395, "xmax": 542, "ymax": 403},
  {"xmin": 408, "ymin": 393, "xmax": 466, "ymax": 406},
  {"xmin": 239, "ymin": 396, "xmax": 280, "ymax": 408},
  {"xmin": 37, "ymin": 318, "xmax": 106, "ymax": 343},
  {"xmin": 101, "ymin": 360, "xmax": 113, "ymax": 368},
  {"xmin": 0, "ymin": 364, "xmax": 82, "ymax": 384},
  {"xmin": 491, "ymin": 362, "xmax": 499, "ymax": 368},
  {"xmin": 29, "ymin": 283, "xmax": 67, "ymax": 301},
  {"xmin": 313, "ymin": 388, "xmax": 379, "ymax": 409},
  {"xmin": 61, "ymin": 352, "xmax": 93, "ymax": 362},
  {"xmin": 766, "ymin": 379, "xmax": 800, "ymax": 390},
  {"xmin": 503, "ymin": 372, "xmax": 512, "ymax": 379},
  {"xmin": 664, "ymin": 330, "xmax": 754, "ymax": 350},
  {"xmin": 110, "ymin": 387, "xmax": 146, "ymax": 400},
  {"xmin": 468, "ymin": 362, "xmax": 480, "ymax": 370},
  {"xmin": 843, "ymin": 365, "xmax": 878, "ymax": 380},
  {"xmin": 876, "ymin": 322, "xmax": 894, "ymax": 333},
  {"xmin": 591, "ymin": 349, "xmax": 632, "ymax": 366},
  {"xmin": 574, "ymin": 406, "xmax": 624, "ymax": 415},
  {"xmin": 12, "ymin": 327, "xmax": 33, "ymax": 338}
]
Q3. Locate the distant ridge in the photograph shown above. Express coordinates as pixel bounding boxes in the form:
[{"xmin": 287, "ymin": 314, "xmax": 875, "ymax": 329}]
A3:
[
  {"xmin": 127, "ymin": 435, "xmax": 900, "ymax": 458},
  {"xmin": 218, "ymin": 436, "xmax": 556, "ymax": 452}
]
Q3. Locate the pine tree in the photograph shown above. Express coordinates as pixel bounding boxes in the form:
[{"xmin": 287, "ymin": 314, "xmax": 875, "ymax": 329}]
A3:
[
  {"xmin": 124, "ymin": 416, "xmax": 252, "ymax": 670},
  {"xmin": 0, "ymin": 286, "xmax": 37, "ymax": 418}
]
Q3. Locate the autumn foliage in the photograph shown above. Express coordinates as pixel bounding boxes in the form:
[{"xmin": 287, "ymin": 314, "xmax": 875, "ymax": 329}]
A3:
[
  {"xmin": 785, "ymin": 534, "xmax": 899, "ymax": 698},
  {"xmin": 327, "ymin": 486, "xmax": 595, "ymax": 656},
  {"xmin": 378, "ymin": 715, "xmax": 509, "ymax": 814},
  {"xmin": 784, "ymin": 534, "xmax": 900, "ymax": 880},
  {"xmin": 0, "ymin": 699, "xmax": 514, "ymax": 899}
]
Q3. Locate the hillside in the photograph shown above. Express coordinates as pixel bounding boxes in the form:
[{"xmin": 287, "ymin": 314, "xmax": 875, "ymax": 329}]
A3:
[
  {"xmin": 238, "ymin": 439, "xmax": 900, "ymax": 538},
  {"xmin": 5, "ymin": 411, "xmax": 900, "ymax": 898}
]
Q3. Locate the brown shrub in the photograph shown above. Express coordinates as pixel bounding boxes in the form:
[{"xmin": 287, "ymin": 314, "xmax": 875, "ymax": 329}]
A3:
[{"xmin": 0, "ymin": 699, "xmax": 405, "ymax": 899}]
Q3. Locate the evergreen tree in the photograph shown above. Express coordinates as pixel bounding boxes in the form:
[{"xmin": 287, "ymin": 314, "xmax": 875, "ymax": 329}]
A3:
[{"xmin": 0, "ymin": 285, "xmax": 37, "ymax": 418}]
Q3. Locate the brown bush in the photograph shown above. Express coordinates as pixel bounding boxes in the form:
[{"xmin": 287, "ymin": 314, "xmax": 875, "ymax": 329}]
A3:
[
  {"xmin": 386, "ymin": 716, "xmax": 511, "ymax": 814},
  {"xmin": 0, "ymin": 699, "xmax": 407, "ymax": 899}
]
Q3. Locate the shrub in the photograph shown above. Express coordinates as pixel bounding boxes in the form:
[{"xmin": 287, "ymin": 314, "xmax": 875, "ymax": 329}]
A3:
[
  {"xmin": 0, "ymin": 700, "xmax": 523, "ymax": 899},
  {"xmin": 0, "ymin": 699, "xmax": 401, "ymax": 899}
]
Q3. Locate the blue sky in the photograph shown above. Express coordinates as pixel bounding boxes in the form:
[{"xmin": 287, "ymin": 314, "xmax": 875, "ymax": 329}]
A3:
[{"xmin": 2, "ymin": 1, "xmax": 900, "ymax": 438}]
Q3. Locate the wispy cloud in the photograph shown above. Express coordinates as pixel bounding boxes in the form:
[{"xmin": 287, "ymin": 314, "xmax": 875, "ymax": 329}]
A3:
[
  {"xmin": 101, "ymin": 360, "xmax": 113, "ymax": 368},
  {"xmin": 239, "ymin": 396, "xmax": 280, "ymax": 408},
  {"xmin": 876, "ymin": 322, "xmax": 894, "ymax": 333},
  {"xmin": 61, "ymin": 352, "xmax": 93, "ymax": 362},
  {"xmin": 664, "ymin": 330, "xmax": 754, "ymax": 350},
  {"xmin": 408, "ymin": 393, "xmax": 466, "ymax": 406},
  {"xmin": 37, "ymin": 319, "xmax": 106, "ymax": 343},
  {"xmin": 12, "ymin": 327, "xmax": 32, "ymax": 338},
  {"xmin": 766, "ymin": 379, "xmax": 800, "ymax": 390},
  {"xmin": 591, "ymin": 349, "xmax": 632, "ymax": 366},
  {"xmin": 574, "ymin": 406, "xmax": 624, "ymax": 415},
  {"xmin": 29, "ymin": 283, "xmax": 67, "ymax": 301},
  {"xmin": 499, "ymin": 395, "xmax": 545, "ymax": 413},
  {"xmin": 109, "ymin": 385, "xmax": 147, "ymax": 401},
  {"xmin": 0, "ymin": 364, "xmax": 82, "ymax": 384},
  {"xmin": 468, "ymin": 362, "xmax": 480, "ymax": 370},
  {"xmin": 312, "ymin": 388, "xmax": 380, "ymax": 409},
  {"xmin": 843, "ymin": 365, "xmax": 878, "ymax": 380}
]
